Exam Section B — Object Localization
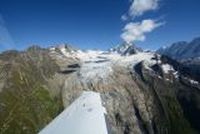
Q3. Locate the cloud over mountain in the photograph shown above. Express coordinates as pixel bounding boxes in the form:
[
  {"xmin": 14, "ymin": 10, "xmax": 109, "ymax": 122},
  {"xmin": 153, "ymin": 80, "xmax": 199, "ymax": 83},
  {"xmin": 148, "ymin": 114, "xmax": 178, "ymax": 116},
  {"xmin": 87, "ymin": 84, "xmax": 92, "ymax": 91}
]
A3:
[{"xmin": 121, "ymin": 19, "xmax": 163, "ymax": 43}]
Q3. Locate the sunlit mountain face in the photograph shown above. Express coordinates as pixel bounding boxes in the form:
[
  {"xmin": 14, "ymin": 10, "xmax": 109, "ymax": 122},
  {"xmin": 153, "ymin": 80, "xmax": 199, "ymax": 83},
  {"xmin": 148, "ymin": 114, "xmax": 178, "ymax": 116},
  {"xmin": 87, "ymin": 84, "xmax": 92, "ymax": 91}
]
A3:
[
  {"xmin": 0, "ymin": 0, "xmax": 200, "ymax": 134},
  {"xmin": 0, "ymin": 43, "xmax": 199, "ymax": 134}
]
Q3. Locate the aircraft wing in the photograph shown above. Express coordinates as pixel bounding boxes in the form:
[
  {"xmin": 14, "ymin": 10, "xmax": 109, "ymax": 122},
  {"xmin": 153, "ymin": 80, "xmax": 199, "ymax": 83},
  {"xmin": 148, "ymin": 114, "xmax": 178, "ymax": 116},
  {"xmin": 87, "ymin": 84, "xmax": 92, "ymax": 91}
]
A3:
[{"xmin": 39, "ymin": 91, "xmax": 108, "ymax": 134}]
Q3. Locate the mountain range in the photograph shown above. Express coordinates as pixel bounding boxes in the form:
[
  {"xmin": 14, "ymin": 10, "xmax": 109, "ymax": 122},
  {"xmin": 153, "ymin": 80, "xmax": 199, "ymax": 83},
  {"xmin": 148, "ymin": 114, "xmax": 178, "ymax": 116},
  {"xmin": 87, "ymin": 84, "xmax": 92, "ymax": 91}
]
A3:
[
  {"xmin": 0, "ymin": 38, "xmax": 200, "ymax": 134},
  {"xmin": 157, "ymin": 37, "xmax": 200, "ymax": 61},
  {"xmin": 157, "ymin": 37, "xmax": 200, "ymax": 84}
]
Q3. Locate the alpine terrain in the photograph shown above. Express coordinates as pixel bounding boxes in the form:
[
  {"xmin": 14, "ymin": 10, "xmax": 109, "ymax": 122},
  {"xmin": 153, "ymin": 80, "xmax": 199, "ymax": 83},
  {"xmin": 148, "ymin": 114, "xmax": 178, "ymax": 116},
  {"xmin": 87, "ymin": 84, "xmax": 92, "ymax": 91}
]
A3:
[
  {"xmin": 157, "ymin": 37, "xmax": 200, "ymax": 83},
  {"xmin": 0, "ymin": 43, "xmax": 200, "ymax": 134}
]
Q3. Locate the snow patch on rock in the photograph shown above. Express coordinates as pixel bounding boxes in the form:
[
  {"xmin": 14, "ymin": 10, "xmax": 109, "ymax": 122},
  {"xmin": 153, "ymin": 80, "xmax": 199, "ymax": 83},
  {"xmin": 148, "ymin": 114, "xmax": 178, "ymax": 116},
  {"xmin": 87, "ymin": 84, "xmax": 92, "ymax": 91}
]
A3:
[
  {"xmin": 189, "ymin": 79, "xmax": 199, "ymax": 85},
  {"xmin": 161, "ymin": 64, "xmax": 175, "ymax": 74}
]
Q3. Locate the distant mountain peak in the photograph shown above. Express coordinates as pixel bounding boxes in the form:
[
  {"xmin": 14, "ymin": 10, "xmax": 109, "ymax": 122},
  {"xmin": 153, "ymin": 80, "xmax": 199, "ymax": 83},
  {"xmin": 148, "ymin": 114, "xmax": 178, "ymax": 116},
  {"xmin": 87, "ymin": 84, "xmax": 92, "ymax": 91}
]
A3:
[
  {"xmin": 191, "ymin": 37, "xmax": 200, "ymax": 43},
  {"xmin": 157, "ymin": 37, "xmax": 200, "ymax": 60},
  {"xmin": 110, "ymin": 42, "xmax": 142, "ymax": 56}
]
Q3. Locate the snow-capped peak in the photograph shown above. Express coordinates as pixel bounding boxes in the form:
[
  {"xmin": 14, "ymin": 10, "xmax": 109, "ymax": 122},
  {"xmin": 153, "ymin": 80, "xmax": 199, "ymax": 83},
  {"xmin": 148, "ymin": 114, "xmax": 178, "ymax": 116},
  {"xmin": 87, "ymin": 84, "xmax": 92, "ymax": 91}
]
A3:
[{"xmin": 110, "ymin": 43, "xmax": 142, "ymax": 56}]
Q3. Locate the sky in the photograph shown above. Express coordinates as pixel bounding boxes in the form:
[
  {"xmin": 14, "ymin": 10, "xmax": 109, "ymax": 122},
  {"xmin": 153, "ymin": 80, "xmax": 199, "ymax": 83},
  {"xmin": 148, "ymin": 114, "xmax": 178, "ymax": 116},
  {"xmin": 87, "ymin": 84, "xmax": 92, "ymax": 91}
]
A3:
[{"xmin": 0, "ymin": 0, "xmax": 200, "ymax": 51}]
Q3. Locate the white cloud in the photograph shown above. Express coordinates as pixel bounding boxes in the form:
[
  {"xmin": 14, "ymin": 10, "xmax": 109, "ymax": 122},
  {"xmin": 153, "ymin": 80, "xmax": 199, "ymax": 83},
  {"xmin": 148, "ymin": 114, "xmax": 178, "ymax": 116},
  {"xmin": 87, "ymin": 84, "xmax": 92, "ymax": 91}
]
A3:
[
  {"xmin": 121, "ymin": 19, "xmax": 164, "ymax": 43},
  {"xmin": 120, "ymin": 0, "xmax": 164, "ymax": 44},
  {"xmin": 129, "ymin": 0, "xmax": 160, "ymax": 17}
]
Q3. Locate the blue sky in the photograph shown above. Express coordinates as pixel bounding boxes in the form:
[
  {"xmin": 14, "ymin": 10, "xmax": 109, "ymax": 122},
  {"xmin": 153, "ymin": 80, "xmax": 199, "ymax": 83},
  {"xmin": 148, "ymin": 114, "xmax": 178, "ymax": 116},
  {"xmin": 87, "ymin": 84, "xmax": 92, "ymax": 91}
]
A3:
[{"xmin": 0, "ymin": 0, "xmax": 200, "ymax": 51}]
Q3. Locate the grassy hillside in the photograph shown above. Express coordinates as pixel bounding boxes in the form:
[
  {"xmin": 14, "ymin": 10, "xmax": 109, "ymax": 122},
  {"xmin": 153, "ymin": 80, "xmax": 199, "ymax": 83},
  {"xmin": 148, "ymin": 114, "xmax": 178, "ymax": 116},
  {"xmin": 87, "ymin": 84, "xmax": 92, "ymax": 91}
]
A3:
[{"xmin": 0, "ymin": 46, "xmax": 63, "ymax": 134}]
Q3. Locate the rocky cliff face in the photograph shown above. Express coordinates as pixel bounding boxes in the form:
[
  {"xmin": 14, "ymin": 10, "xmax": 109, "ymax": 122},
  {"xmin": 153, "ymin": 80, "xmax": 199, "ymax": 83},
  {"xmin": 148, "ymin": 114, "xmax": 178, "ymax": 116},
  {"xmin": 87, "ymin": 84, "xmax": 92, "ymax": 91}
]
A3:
[
  {"xmin": 0, "ymin": 44, "xmax": 200, "ymax": 134},
  {"xmin": 50, "ymin": 45, "xmax": 200, "ymax": 134},
  {"xmin": 157, "ymin": 37, "xmax": 200, "ymax": 87}
]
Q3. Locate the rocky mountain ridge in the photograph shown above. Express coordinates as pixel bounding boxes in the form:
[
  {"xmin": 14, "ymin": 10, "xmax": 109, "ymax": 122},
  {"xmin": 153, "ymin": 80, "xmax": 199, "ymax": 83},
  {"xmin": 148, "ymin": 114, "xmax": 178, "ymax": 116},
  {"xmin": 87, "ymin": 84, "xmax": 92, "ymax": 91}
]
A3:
[
  {"xmin": 157, "ymin": 37, "xmax": 200, "ymax": 83},
  {"xmin": 0, "ymin": 44, "xmax": 200, "ymax": 134},
  {"xmin": 109, "ymin": 43, "xmax": 142, "ymax": 56},
  {"xmin": 157, "ymin": 37, "xmax": 200, "ymax": 61}
]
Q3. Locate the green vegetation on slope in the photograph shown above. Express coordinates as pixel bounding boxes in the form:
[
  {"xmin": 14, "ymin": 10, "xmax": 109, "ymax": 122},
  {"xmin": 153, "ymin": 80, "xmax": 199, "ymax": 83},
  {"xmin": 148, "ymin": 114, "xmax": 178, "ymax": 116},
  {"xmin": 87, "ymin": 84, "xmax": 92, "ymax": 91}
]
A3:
[{"xmin": 0, "ymin": 46, "xmax": 63, "ymax": 134}]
